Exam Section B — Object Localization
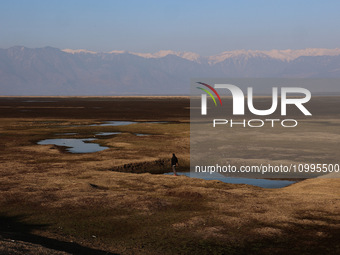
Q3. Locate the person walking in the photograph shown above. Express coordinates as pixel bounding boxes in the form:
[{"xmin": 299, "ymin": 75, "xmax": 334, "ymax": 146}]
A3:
[{"xmin": 171, "ymin": 153, "xmax": 179, "ymax": 176}]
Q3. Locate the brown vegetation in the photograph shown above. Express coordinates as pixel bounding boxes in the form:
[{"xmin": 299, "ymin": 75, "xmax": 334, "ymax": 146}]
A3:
[{"xmin": 0, "ymin": 97, "xmax": 339, "ymax": 254}]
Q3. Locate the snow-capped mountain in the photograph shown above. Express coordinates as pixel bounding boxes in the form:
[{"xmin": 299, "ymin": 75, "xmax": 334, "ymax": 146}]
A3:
[
  {"xmin": 208, "ymin": 48, "xmax": 340, "ymax": 64},
  {"xmin": 62, "ymin": 49, "xmax": 202, "ymax": 62},
  {"xmin": 1, "ymin": 46, "xmax": 340, "ymax": 95},
  {"xmin": 62, "ymin": 47, "xmax": 340, "ymax": 63}
]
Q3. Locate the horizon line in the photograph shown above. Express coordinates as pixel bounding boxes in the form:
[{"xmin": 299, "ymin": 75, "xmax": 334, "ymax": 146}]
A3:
[{"xmin": 3, "ymin": 45, "xmax": 340, "ymax": 56}]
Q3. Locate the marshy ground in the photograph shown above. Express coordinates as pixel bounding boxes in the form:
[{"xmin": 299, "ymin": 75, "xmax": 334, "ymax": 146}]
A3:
[{"xmin": 0, "ymin": 97, "xmax": 339, "ymax": 254}]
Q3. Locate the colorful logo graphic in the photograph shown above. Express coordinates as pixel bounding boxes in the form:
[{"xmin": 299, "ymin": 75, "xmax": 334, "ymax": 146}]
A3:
[{"xmin": 196, "ymin": 82, "xmax": 222, "ymax": 107}]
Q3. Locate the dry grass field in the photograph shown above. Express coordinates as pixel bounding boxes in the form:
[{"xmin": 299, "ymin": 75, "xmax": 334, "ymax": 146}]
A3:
[{"xmin": 0, "ymin": 97, "xmax": 339, "ymax": 255}]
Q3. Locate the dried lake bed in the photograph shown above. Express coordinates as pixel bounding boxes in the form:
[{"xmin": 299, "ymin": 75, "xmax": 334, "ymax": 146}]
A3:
[{"xmin": 0, "ymin": 96, "xmax": 339, "ymax": 255}]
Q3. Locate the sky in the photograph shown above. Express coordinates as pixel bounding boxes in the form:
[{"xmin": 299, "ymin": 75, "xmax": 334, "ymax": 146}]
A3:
[{"xmin": 1, "ymin": 0, "xmax": 340, "ymax": 56}]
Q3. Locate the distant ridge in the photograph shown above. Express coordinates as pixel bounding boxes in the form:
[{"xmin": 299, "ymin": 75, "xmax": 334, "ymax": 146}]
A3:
[
  {"xmin": 62, "ymin": 48, "xmax": 340, "ymax": 63},
  {"xmin": 1, "ymin": 46, "xmax": 340, "ymax": 95}
]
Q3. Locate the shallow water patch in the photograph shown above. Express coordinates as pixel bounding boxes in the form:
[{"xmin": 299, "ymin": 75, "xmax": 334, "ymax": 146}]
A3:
[
  {"xmin": 95, "ymin": 132, "xmax": 122, "ymax": 136},
  {"xmin": 89, "ymin": 121, "xmax": 169, "ymax": 127},
  {"xmin": 164, "ymin": 172, "xmax": 295, "ymax": 189},
  {"xmin": 90, "ymin": 121, "xmax": 136, "ymax": 127},
  {"xmin": 37, "ymin": 138, "xmax": 109, "ymax": 153}
]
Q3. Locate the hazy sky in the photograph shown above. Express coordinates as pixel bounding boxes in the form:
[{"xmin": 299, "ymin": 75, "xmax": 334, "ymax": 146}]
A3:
[{"xmin": 1, "ymin": 0, "xmax": 339, "ymax": 55}]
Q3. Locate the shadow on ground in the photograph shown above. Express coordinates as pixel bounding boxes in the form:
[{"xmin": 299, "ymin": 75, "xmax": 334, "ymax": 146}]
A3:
[{"xmin": 0, "ymin": 214, "xmax": 118, "ymax": 255}]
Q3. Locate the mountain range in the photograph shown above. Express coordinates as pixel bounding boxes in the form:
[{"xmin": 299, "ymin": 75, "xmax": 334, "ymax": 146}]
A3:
[{"xmin": 1, "ymin": 46, "xmax": 340, "ymax": 95}]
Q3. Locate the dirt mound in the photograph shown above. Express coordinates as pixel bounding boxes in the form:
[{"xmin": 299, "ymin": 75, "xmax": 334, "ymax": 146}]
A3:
[{"xmin": 110, "ymin": 159, "xmax": 171, "ymax": 174}]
